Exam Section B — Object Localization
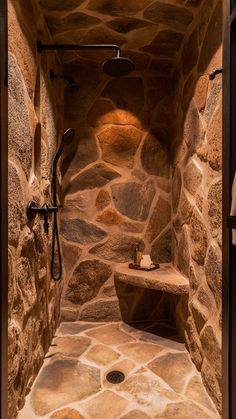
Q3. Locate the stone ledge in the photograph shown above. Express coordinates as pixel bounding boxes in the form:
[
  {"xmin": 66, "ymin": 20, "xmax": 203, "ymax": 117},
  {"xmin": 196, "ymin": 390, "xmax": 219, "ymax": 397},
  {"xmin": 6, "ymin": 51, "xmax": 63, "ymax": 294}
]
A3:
[{"xmin": 114, "ymin": 263, "xmax": 189, "ymax": 295}]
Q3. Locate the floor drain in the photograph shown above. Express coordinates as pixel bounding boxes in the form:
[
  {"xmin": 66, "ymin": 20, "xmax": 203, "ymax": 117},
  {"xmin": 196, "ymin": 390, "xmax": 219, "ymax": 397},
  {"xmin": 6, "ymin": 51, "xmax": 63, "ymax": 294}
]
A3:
[{"xmin": 106, "ymin": 370, "xmax": 125, "ymax": 384}]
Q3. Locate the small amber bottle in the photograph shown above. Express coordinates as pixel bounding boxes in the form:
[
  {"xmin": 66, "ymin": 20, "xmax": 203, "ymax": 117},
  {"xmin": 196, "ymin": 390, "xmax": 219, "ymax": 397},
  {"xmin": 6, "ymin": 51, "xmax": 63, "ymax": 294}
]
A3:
[{"xmin": 134, "ymin": 245, "xmax": 142, "ymax": 266}]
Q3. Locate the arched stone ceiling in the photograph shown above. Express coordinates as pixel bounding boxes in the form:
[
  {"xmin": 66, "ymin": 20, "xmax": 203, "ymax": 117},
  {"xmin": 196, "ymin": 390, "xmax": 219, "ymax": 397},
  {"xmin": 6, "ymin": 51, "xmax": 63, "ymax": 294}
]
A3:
[{"xmin": 38, "ymin": 0, "xmax": 203, "ymax": 75}]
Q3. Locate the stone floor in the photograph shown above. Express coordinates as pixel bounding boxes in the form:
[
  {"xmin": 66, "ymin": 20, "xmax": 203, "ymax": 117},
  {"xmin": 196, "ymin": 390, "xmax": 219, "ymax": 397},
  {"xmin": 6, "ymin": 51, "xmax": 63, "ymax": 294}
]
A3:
[{"xmin": 18, "ymin": 322, "xmax": 220, "ymax": 419}]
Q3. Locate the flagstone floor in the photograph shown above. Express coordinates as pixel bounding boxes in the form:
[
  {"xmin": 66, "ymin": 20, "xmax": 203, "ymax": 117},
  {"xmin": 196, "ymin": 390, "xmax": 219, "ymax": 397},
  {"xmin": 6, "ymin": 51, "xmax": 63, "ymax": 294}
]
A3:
[{"xmin": 18, "ymin": 321, "xmax": 220, "ymax": 419}]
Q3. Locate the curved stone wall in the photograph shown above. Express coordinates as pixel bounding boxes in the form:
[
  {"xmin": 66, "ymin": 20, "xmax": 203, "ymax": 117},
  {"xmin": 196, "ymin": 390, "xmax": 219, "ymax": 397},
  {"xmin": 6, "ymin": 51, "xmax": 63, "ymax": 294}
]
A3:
[
  {"xmin": 171, "ymin": 0, "xmax": 222, "ymax": 412},
  {"xmin": 8, "ymin": 1, "xmax": 64, "ymax": 417}
]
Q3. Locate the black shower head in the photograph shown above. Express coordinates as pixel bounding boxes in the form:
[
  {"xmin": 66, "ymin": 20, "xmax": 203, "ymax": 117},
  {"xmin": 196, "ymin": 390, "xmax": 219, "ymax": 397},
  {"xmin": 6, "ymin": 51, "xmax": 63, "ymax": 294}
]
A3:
[
  {"xmin": 52, "ymin": 128, "xmax": 75, "ymax": 206},
  {"xmin": 103, "ymin": 56, "xmax": 135, "ymax": 77},
  {"xmin": 50, "ymin": 69, "xmax": 80, "ymax": 92},
  {"xmin": 53, "ymin": 128, "xmax": 75, "ymax": 165},
  {"xmin": 66, "ymin": 79, "xmax": 80, "ymax": 92}
]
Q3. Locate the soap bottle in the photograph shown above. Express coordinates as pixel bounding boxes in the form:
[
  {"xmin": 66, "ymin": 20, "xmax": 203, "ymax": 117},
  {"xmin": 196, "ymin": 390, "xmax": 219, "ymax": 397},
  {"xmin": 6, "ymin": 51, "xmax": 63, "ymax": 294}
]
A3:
[{"xmin": 134, "ymin": 245, "xmax": 142, "ymax": 266}]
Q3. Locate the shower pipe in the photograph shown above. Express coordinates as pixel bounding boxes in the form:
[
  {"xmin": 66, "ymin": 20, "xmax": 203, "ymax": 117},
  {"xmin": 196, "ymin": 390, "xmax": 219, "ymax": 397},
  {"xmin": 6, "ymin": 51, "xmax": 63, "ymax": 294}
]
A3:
[
  {"xmin": 37, "ymin": 41, "xmax": 135, "ymax": 77},
  {"xmin": 37, "ymin": 40, "xmax": 121, "ymax": 56}
]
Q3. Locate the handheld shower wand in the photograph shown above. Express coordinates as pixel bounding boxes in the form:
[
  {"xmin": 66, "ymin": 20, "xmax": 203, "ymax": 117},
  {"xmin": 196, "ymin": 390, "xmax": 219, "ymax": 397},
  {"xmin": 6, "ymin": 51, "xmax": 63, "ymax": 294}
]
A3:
[{"xmin": 51, "ymin": 128, "xmax": 75, "ymax": 281}]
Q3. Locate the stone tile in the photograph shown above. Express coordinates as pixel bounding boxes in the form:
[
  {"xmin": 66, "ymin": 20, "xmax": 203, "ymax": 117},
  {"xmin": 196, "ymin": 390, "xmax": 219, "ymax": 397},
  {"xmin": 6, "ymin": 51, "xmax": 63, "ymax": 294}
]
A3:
[
  {"xmin": 147, "ymin": 352, "xmax": 194, "ymax": 393},
  {"xmin": 61, "ymin": 126, "xmax": 99, "ymax": 176},
  {"xmin": 79, "ymin": 298, "xmax": 122, "ymax": 322},
  {"xmin": 139, "ymin": 333, "xmax": 186, "ymax": 352},
  {"xmin": 183, "ymin": 160, "xmax": 203, "ymax": 196},
  {"xmin": 200, "ymin": 325, "xmax": 221, "ymax": 382},
  {"xmin": 142, "ymin": 30, "xmax": 184, "ymax": 58},
  {"xmin": 67, "ymin": 163, "xmax": 121, "ymax": 192},
  {"xmin": 185, "ymin": 375, "xmax": 216, "ymax": 412},
  {"xmin": 9, "ymin": 52, "xmax": 33, "ymax": 179},
  {"xmin": 8, "ymin": 160, "xmax": 26, "ymax": 247},
  {"xmin": 117, "ymin": 371, "xmax": 180, "ymax": 412},
  {"xmin": 194, "ymin": 75, "xmax": 209, "ymax": 113},
  {"xmin": 107, "ymin": 17, "xmax": 149, "ymax": 33},
  {"xmin": 144, "ymin": 4, "xmax": 193, "ymax": 30},
  {"xmin": 120, "ymin": 411, "xmax": 150, "ymax": 419},
  {"xmin": 50, "ymin": 408, "xmax": 85, "ymax": 418},
  {"xmin": 102, "ymin": 78, "xmax": 144, "ymax": 120},
  {"xmin": 81, "ymin": 390, "xmax": 129, "ymax": 419},
  {"xmin": 57, "ymin": 322, "xmax": 105, "ymax": 336},
  {"xmin": 190, "ymin": 209, "xmax": 208, "ymax": 266},
  {"xmin": 60, "ymin": 218, "xmax": 107, "ymax": 245},
  {"xmin": 86, "ymin": 0, "xmax": 153, "ymax": 17},
  {"xmin": 86, "ymin": 323, "xmax": 135, "ymax": 345},
  {"xmin": 201, "ymin": 101, "xmax": 222, "ymax": 171},
  {"xmin": 31, "ymin": 357, "xmax": 101, "ymax": 415},
  {"xmin": 97, "ymin": 125, "xmax": 143, "ymax": 169},
  {"xmin": 172, "ymin": 167, "xmax": 182, "ymax": 214},
  {"xmin": 95, "ymin": 189, "xmax": 111, "ymax": 211},
  {"xmin": 198, "ymin": 1, "xmax": 222, "ymax": 73},
  {"xmin": 112, "ymin": 181, "xmax": 156, "ymax": 221},
  {"xmin": 48, "ymin": 336, "xmax": 91, "ymax": 358},
  {"xmin": 46, "ymin": 12, "xmax": 100, "ymax": 35},
  {"xmin": 66, "ymin": 260, "xmax": 112, "ymax": 305},
  {"xmin": 181, "ymin": 29, "xmax": 199, "ymax": 77},
  {"xmin": 150, "ymin": 229, "xmax": 172, "ymax": 263},
  {"xmin": 96, "ymin": 208, "xmax": 123, "ymax": 226},
  {"xmin": 157, "ymin": 401, "xmax": 213, "ymax": 418},
  {"xmin": 39, "ymin": 0, "xmax": 83, "ymax": 11},
  {"xmin": 205, "ymin": 243, "xmax": 222, "ymax": 308},
  {"xmin": 61, "ymin": 241, "xmax": 82, "ymax": 280},
  {"xmin": 118, "ymin": 342, "xmax": 163, "ymax": 364},
  {"xmin": 81, "ymin": 25, "xmax": 126, "ymax": 46},
  {"xmin": 207, "ymin": 179, "xmax": 222, "ymax": 238},
  {"xmin": 177, "ymin": 225, "xmax": 191, "ymax": 278},
  {"xmin": 141, "ymin": 133, "xmax": 170, "ymax": 178},
  {"xmin": 85, "ymin": 344, "xmax": 120, "ymax": 366},
  {"xmin": 89, "ymin": 233, "xmax": 145, "ymax": 263},
  {"xmin": 201, "ymin": 358, "xmax": 221, "ymax": 413},
  {"xmin": 146, "ymin": 197, "xmax": 171, "ymax": 243}
]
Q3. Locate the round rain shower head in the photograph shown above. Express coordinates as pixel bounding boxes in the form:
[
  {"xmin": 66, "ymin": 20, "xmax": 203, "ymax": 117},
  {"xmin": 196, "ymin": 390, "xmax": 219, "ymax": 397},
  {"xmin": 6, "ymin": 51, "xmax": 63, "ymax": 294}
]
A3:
[
  {"xmin": 66, "ymin": 81, "xmax": 80, "ymax": 92},
  {"xmin": 103, "ymin": 56, "xmax": 135, "ymax": 77},
  {"xmin": 50, "ymin": 69, "xmax": 79, "ymax": 92}
]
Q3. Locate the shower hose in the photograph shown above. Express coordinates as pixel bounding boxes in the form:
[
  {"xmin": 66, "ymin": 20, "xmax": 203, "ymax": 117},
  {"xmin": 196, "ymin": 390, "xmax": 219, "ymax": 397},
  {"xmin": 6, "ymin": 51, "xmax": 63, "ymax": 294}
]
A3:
[{"xmin": 51, "ymin": 207, "xmax": 62, "ymax": 281}]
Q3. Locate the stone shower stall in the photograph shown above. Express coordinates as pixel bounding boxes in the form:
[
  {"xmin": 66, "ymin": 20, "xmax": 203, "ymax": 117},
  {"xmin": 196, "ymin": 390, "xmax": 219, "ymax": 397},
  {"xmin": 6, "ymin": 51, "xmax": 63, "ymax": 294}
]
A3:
[{"xmin": 8, "ymin": 0, "xmax": 222, "ymax": 417}]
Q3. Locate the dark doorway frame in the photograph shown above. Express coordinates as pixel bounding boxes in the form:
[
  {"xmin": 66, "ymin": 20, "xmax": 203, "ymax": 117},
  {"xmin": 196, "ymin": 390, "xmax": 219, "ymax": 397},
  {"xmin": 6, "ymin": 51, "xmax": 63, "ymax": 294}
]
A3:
[
  {"xmin": 0, "ymin": 0, "xmax": 8, "ymax": 417},
  {"xmin": 223, "ymin": 1, "xmax": 236, "ymax": 418}
]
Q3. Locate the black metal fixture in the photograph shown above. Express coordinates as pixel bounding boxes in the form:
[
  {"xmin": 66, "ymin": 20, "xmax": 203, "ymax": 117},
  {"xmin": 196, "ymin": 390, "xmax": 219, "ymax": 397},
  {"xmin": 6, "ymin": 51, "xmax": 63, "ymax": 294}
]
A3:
[
  {"xmin": 26, "ymin": 128, "xmax": 75, "ymax": 282},
  {"xmin": 106, "ymin": 370, "xmax": 125, "ymax": 384},
  {"xmin": 27, "ymin": 201, "xmax": 58, "ymax": 234},
  {"xmin": 209, "ymin": 68, "xmax": 223, "ymax": 80},
  {"xmin": 37, "ymin": 41, "xmax": 135, "ymax": 77},
  {"xmin": 50, "ymin": 128, "xmax": 75, "ymax": 281},
  {"xmin": 49, "ymin": 69, "xmax": 79, "ymax": 92}
]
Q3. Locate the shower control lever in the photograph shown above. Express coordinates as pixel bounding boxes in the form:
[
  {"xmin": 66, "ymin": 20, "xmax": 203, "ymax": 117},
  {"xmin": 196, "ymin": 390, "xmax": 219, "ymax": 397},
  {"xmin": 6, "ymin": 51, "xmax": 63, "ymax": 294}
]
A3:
[{"xmin": 26, "ymin": 201, "xmax": 59, "ymax": 233}]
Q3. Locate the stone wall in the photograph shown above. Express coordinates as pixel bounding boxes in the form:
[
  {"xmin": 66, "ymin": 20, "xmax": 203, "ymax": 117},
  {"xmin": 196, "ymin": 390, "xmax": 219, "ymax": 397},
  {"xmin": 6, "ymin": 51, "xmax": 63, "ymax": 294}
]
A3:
[
  {"xmin": 60, "ymin": 65, "xmax": 172, "ymax": 322},
  {"xmin": 171, "ymin": 0, "xmax": 222, "ymax": 412},
  {"xmin": 8, "ymin": 1, "xmax": 63, "ymax": 417}
]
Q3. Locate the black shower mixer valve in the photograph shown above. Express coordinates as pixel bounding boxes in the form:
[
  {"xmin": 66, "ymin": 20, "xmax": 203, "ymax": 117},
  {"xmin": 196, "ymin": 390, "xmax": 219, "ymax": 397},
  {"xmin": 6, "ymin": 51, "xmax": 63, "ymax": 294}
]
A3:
[{"xmin": 26, "ymin": 201, "xmax": 62, "ymax": 233}]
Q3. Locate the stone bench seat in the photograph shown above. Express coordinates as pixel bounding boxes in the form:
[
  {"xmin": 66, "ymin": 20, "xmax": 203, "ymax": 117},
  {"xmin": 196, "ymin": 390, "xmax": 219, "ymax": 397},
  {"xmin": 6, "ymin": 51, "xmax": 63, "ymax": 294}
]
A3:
[{"xmin": 114, "ymin": 263, "xmax": 189, "ymax": 295}]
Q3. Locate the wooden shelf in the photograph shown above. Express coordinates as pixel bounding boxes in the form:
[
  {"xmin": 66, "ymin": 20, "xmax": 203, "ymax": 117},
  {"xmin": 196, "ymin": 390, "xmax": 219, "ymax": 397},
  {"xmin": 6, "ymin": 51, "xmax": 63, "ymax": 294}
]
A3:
[{"xmin": 114, "ymin": 263, "xmax": 189, "ymax": 295}]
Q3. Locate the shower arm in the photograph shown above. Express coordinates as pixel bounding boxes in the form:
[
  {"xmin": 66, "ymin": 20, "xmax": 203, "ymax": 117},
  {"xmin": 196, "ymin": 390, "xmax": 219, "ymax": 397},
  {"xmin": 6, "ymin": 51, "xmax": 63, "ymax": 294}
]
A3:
[{"xmin": 37, "ymin": 41, "xmax": 121, "ymax": 57}]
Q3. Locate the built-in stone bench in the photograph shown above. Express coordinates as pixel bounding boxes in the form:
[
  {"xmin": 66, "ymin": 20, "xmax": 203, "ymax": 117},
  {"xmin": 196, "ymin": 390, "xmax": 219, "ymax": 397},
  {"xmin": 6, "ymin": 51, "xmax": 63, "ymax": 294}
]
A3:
[{"xmin": 114, "ymin": 263, "xmax": 189, "ymax": 295}]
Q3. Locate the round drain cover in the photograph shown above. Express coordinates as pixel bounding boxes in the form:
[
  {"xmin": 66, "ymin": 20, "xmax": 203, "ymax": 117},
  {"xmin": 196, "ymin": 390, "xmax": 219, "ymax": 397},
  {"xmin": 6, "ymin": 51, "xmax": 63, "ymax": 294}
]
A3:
[{"xmin": 106, "ymin": 370, "xmax": 125, "ymax": 384}]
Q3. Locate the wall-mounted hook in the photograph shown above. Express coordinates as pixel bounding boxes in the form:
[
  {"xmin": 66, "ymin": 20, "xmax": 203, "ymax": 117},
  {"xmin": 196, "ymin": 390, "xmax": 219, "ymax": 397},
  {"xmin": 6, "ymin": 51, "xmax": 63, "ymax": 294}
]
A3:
[{"xmin": 209, "ymin": 68, "xmax": 223, "ymax": 80}]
